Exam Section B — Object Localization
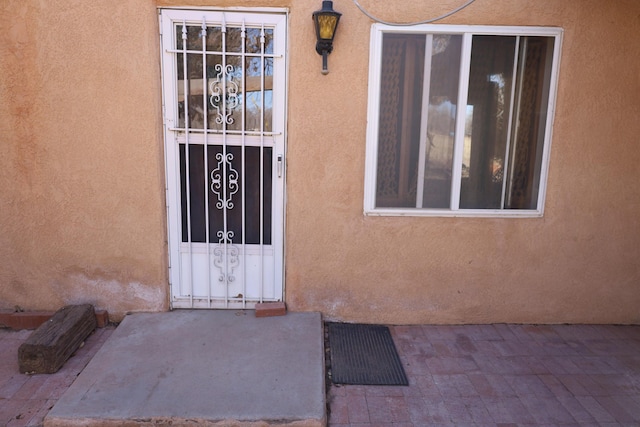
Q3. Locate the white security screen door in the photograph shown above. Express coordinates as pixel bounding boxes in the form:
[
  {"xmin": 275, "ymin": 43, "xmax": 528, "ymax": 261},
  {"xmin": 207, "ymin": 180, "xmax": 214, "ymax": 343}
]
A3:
[{"xmin": 160, "ymin": 9, "xmax": 287, "ymax": 309}]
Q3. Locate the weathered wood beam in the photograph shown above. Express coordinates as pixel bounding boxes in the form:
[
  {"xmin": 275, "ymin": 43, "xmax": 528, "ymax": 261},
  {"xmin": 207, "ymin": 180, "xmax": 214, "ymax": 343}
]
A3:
[{"xmin": 18, "ymin": 304, "xmax": 97, "ymax": 374}]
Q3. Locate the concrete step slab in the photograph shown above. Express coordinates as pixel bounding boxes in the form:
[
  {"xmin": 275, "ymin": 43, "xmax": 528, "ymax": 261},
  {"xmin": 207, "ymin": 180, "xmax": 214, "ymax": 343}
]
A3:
[{"xmin": 44, "ymin": 310, "xmax": 326, "ymax": 427}]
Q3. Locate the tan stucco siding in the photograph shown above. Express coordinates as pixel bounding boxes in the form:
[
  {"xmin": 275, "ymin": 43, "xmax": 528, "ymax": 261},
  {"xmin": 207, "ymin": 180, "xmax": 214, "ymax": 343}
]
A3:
[
  {"xmin": 1, "ymin": 0, "xmax": 638, "ymax": 323},
  {"xmin": 283, "ymin": 0, "xmax": 640, "ymax": 324},
  {"xmin": 0, "ymin": 1, "xmax": 168, "ymax": 320}
]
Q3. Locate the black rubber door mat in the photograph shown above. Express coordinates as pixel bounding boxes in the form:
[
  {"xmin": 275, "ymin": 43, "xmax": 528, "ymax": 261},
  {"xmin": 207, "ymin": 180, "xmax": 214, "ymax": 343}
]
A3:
[{"xmin": 327, "ymin": 323, "xmax": 408, "ymax": 386}]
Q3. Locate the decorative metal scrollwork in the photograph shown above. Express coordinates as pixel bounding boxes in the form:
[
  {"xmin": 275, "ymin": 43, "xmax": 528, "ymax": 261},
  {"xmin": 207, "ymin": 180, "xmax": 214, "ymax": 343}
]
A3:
[
  {"xmin": 210, "ymin": 152, "xmax": 239, "ymax": 210},
  {"xmin": 213, "ymin": 231, "xmax": 239, "ymax": 283},
  {"xmin": 209, "ymin": 64, "xmax": 239, "ymax": 125}
]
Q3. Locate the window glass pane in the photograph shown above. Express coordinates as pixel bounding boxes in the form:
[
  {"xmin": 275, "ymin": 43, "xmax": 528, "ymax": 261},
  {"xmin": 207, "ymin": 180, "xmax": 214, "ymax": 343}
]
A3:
[
  {"xmin": 244, "ymin": 57, "xmax": 273, "ymax": 132},
  {"xmin": 375, "ymin": 34, "xmax": 425, "ymax": 208},
  {"xmin": 176, "ymin": 24, "xmax": 274, "ymax": 132},
  {"xmin": 506, "ymin": 36, "xmax": 554, "ymax": 209},
  {"xmin": 460, "ymin": 35, "xmax": 516, "ymax": 209},
  {"xmin": 226, "ymin": 27, "xmax": 243, "ymax": 52},
  {"xmin": 245, "ymin": 28, "xmax": 274, "ymax": 54},
  {"xmin": 208, "ymin": 55, "xmax": 243, "ymax": 132},
  {"xmin": 205, "ymin": 54, "xmax": 224, "ymax": 131},
  {"xmin": 205, "ymin": 26, "xmax": 222, "ymax": 51},
  {"xmin": 420, "ymin": 35, "xmax": 462, "ymax": 208},
  {"xmin": 176, "ymin": 25, "xmax": 202, "ymax": 51},
  {"xmin": 177, "ymin": 53, "xmax": 185, "ymax": 127},
  {"xmin": 177, "ymin": 53, "xmax": 206, "ymax": 129},
  {"xmin": 175, "ymin": 24, "xmax": 208, "ymax": 130}
]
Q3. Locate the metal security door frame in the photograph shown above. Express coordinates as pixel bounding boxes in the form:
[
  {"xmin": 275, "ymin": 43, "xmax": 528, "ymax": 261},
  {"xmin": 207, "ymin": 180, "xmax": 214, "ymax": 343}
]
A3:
[{"xmin": 160, "ymin": 8, "xmax": 287, "ymax": 309}]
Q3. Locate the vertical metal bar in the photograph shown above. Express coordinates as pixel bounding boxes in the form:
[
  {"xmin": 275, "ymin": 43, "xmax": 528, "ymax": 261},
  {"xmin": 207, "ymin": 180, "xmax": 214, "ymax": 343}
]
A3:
[
  {"xmin": 416, "ymin": 34, "xmax": 433, "ymax": 208},
  {"xmin": 241, "ymin": 20, "xmax": 247, "ymax": 308},
  {"xmin": 272, "ymin": 138, "xmax": 277, "ymax": 300},
  {"xmin": 201, "ymin": 17, "xmax": 212, "ymax": 307},
  {"xmin": 221, "ymin": 14, "xmax": 229, "ymax": 308},
  {"xmin": 181, "ymin": 21, "xmax": 194, "ymax": 308},
  {"xmin": 259, "ymin": 24, "xmax": 265, "ymax": 303},
  {"xmin": 503, "ymin": 36, "xmax": 522, "ymax": 209}
]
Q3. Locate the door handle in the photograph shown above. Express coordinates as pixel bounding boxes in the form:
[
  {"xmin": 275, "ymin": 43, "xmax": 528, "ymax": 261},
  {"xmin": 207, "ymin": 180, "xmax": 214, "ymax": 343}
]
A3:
[{"xmin": 277, "ymin": 155, "xmax": 283, "ymax": 178}]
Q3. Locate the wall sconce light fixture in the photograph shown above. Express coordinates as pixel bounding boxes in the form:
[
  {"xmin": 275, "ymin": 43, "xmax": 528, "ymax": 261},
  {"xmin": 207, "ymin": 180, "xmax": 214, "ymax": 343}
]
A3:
[{"xmin": 312, "ymin": 0, "xmax": 342, "ymax": 75}]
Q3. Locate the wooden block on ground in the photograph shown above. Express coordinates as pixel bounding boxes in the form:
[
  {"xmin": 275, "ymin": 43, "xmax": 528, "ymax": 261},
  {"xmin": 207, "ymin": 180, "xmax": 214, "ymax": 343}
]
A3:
[
  {"xmin": 255, "ymin": 302, "xmax": 287, "ymax": 317},
  {"xmin": 18, "ymin": 304, "xmax": 97, "ymax": 374}
]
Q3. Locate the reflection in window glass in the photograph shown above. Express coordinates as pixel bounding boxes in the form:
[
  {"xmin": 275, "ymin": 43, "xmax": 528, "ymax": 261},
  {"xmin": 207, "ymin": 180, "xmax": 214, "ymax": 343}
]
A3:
[
  {"xmin": 460, "ymin": 36, "xmax": 516, "ymax": 209},
  {"xmin": 420, "ymin": 34, "xmax": 462, "ymax": 208},
  {"xmin": 245, "ymin": 28, "xmax": 274, "ymax": 54},
  {"xmin": 226, "ymin": 27, "xmax": 243, "ymax": 52},
  {"xmin": 175, "ymin": 23, "xmax": 275, "ymax": 133}
]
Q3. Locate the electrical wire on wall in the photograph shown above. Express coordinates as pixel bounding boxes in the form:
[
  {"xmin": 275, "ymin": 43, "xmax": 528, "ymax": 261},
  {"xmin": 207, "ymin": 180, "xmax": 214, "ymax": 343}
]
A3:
[{"xmin": 353, "ymin": 0, "xmax": 476, "ymax": 26}]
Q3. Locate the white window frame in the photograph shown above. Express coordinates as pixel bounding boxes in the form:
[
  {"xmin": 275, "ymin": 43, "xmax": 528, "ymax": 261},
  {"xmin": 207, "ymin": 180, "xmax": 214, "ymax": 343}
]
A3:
[{"xmin": 363, "ymin": 24, "xmax": 563, "ymax": 218}]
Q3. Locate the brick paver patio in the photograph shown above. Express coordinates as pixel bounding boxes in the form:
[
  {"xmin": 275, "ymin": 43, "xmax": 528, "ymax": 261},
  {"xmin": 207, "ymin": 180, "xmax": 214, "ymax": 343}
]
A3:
[
  {"xmin": 328, "ymin": 324, "xmax": 640, "ymax": 426},
  {"xmin": 1, "ymin": 323, "xmax": 639, "ymax": 426},
  {"xmin": 0, "ymin": 326, "xmax": 114, "ymax": 427}
]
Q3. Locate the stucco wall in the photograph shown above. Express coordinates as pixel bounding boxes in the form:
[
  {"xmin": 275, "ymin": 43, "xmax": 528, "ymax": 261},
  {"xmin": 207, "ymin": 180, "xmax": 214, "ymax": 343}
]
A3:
[
  {"xmin": 284, "ymin": 0, "xmax": 640, "ymax": 324},
  {"xmin": 0, "ymin": 1, "xmax": 168, "ymax": 320},
  {"xmin": 1, "ymin": 0, "xmax": 638, "ymax": 323}
]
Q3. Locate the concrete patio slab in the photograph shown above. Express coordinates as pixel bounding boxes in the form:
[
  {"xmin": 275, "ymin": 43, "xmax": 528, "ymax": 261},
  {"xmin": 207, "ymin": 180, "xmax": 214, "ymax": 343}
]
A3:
[{"xmin": 44, "ymin": 310, "xmax": 325, "ymax": 427}]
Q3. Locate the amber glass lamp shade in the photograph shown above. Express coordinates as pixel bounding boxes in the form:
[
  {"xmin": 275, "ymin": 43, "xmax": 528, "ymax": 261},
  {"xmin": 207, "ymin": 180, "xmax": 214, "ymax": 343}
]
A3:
[{"xmin": 312, "ymin": 1, "xmax": 342, "ymax": 74}]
